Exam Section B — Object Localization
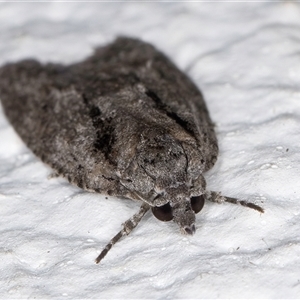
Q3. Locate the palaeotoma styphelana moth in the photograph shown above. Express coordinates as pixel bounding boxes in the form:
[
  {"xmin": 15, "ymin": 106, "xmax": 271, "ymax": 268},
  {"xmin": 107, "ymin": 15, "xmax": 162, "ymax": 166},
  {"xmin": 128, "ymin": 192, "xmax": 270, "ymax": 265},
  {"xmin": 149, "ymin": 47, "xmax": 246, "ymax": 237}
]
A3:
[{"xmin": 0, "ymin": 37, "xmax": 264, "ymax": 263}]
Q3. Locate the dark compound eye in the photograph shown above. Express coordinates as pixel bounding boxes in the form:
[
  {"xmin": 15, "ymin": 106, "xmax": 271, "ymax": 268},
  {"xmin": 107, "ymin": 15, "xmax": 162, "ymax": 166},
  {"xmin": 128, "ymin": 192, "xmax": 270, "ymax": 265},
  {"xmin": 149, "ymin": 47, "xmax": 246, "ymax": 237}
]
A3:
[
  {"xmin": 191, "ymin": 195, "xmax": 205, "ymax": 214},
  {"xmin": 151, "ymin": 202, "xmax": 173, "ymax": 222}
]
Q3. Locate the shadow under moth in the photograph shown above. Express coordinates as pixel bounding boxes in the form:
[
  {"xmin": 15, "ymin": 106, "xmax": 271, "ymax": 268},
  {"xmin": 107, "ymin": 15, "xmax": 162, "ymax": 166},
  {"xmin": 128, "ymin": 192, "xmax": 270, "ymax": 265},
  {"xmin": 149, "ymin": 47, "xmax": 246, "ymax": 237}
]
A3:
[{"xmin": 0, "ymin": 37, "xmax": 264, "ymax": 263}]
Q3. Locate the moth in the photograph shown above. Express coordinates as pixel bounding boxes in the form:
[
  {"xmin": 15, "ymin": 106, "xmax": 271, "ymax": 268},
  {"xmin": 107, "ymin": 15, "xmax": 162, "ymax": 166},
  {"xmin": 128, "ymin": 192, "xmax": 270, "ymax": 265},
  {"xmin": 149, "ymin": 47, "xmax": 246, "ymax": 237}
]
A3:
[{"xmin": 0, "ymin": 37, "xmax": 264, "ymax": 263}]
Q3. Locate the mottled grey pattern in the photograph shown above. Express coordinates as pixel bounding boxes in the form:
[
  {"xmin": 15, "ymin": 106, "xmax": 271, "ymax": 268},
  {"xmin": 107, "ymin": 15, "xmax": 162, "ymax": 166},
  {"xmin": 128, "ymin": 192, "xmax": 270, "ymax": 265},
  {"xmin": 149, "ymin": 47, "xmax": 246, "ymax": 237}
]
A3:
[{"xmin": 0, "ymin": 37, "xmax": 263, "ymax": 262}]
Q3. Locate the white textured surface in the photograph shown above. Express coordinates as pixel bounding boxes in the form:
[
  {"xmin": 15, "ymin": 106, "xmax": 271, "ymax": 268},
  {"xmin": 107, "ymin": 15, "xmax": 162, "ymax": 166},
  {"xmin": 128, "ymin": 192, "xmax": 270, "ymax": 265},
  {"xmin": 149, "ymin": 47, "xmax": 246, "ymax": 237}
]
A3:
[{"xmin": 1, "ymin": 2, "xmax": 300, "ymax": 299}]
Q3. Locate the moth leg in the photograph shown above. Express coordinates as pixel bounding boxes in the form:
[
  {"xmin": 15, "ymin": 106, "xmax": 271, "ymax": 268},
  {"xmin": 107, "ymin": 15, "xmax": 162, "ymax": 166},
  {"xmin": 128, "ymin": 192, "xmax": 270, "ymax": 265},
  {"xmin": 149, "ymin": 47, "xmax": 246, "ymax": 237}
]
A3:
[
  {"xmin": 95, "ymin": 202, "xmax": 150, "ymax": 263},
  {"xmin": 206, "ymin": 191, "xmax": 264, "ymax": 213},
  {"xmin": 47, "ymin": 172, "xmax": 60, "ymax": 179}
]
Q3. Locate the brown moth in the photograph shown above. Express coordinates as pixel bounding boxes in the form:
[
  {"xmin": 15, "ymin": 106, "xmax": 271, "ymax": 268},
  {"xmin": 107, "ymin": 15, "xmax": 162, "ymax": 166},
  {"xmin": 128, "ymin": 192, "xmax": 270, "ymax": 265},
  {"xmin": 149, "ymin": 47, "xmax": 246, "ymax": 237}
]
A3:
[{"xmin": 0, "ymin": 37, "xmax": 264, "ymax": 263}]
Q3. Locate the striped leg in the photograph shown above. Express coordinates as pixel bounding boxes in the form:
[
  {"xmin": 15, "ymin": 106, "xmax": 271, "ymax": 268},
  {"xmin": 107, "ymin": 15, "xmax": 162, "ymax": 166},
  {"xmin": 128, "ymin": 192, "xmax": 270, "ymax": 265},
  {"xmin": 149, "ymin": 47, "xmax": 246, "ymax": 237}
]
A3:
[
  {"xmin": 95, "ymin": 202, "xmax": 150, "ymax": 263},
  {"xmin": 206, "ymin": 191, "xmax": 264, "ymax": 213}
]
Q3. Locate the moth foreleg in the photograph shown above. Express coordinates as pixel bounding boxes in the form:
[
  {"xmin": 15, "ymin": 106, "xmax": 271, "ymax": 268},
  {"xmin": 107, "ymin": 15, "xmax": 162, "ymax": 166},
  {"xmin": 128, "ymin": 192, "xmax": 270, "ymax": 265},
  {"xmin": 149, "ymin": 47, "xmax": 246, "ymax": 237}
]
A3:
[
  {"xmin": 95, "ymin": 202, "xmax": 150, "ymax": 263},
  {"xmin": 206, "ymin": 191, "xmax": 264, "ymax": 213}
]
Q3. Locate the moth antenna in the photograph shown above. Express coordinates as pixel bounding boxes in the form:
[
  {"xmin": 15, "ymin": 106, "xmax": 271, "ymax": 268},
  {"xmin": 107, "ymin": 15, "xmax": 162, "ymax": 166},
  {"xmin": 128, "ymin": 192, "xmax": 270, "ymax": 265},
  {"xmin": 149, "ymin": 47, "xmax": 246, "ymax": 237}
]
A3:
[
  {"xmin": 206, "ymin": 191, "xmax": 264, "ymax": 213},
  {"xmin": 95, "ymin": 203, "xmax": 150, "ymax": 263}
]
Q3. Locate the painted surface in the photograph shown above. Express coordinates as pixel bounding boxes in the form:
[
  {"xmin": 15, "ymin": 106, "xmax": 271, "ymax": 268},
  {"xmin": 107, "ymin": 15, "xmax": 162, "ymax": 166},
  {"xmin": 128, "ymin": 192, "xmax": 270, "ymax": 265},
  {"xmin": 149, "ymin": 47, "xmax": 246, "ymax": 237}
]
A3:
[{"xmin": 0, "ymin": 2, "xmax": 299, "ymax": 298}]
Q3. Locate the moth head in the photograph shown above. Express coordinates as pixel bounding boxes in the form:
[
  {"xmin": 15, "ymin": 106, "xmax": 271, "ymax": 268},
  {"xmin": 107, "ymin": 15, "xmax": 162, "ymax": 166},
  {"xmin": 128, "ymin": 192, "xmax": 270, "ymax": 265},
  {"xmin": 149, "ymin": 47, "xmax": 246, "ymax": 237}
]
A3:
[{"xmin": 151, "ymin": 195, "xmax": 205, "ymax": 235}]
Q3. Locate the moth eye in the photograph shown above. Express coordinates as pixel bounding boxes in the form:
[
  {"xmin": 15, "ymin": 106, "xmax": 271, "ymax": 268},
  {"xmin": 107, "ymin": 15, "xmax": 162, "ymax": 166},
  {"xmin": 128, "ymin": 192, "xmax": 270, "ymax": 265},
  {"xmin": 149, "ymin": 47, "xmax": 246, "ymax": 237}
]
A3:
[
  {"xmin": 191, "ymin": 195, "xmax": 205, "ymax": 214},
  {"xmin": 151, "ymin": 202, "xmax": 173, "ymax": 222}
]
